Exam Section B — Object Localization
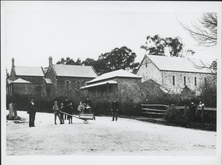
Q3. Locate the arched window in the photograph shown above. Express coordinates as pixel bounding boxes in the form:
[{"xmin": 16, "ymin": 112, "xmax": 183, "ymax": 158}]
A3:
[
  {"xmin": 194, "ymin": 77, "xmax": 197, "ymax": 86},
  {"xmin": 172, "ymin": 75, "xmax": 175, "ymax": 85},
  {"xmin": 65, "ymin": 80, "xmax": 71, "ymax": 90},
  {"xmin": 184, "ymin": 76, "xmax": 186, "ymax": 86}
]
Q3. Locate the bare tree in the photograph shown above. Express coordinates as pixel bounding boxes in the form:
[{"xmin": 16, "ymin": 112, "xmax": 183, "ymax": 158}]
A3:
[{"xmin": 179, "ymin": 12, "xmax": 217, "ymax": 47}]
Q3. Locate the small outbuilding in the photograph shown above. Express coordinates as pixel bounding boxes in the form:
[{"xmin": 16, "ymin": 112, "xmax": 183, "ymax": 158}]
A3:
[{"xmin": 80, "ymin": 69, "xmax": 143, "ymax": 113}]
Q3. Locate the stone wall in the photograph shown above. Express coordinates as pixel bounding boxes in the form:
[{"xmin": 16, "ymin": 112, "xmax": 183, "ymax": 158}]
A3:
[
  {"xmin": 137, "ymin": 56, "xmax": 162, "ymax": 84},
  {"xmin": 12, "ymin": 83, "xmax": 37, "ymax": 96},
  {"xmin": 162, "ymin": 71, "xmax": 214, "ymax": 94},
  {"xmin": 45, "ymin": 67, "xmax": 93, "ymax": 104},
  {"xmin": 137, "ymin": 55, "xmax": 215, "ymax": 94}
]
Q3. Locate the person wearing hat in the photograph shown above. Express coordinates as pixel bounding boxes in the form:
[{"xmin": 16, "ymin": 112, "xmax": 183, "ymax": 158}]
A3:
[
  {"xmin": 27, "ymin": 98, "xmax": 36, "ymax": 127},
  {"xmin": 111, "ymin": 99, "xmax": 119, "ymax": 121}
]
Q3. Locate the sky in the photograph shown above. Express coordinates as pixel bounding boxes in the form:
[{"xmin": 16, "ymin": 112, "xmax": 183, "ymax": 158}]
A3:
[{"xmin": 1, "ymin": 1, "xmax": 221, "ymax": 73}]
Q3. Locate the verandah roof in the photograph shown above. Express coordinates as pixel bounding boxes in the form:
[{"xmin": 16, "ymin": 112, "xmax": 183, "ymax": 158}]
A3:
[{"xmin": 80, "ymin": 80, "xmax": 117, "ymax": 89}]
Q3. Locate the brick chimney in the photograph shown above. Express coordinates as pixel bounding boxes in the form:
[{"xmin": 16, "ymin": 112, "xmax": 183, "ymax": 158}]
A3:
[
  {"xmin": 49, "ymin": 56, "xmax": 53, "ymax": 66},
  {"xmin": 12, "ymin": 58, "xmax": 15, "ymax": 67}
]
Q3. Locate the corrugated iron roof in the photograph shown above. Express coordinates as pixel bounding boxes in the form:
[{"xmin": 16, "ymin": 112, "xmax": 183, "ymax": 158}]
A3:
[
  {"xmin": 87, "ymin": 69, "xmax": 142, "ymax": 84},
  {"xmin": 12, "ymin": 78, "xmax": 31, "ymax": 84},
  {"xmin": 80, "ymin": 80, "xmax": 117, "ymax": 89},
  {"xmin": 52, "ymin": 64, "xmax": 97, "ymax": 78},
  {"xmin": 15, "ymin": 66, "xmax": 44, "ymax": 76},
  {"xmin": 147, "ymin": 55, "xmax": 213, "ymax": 73}
]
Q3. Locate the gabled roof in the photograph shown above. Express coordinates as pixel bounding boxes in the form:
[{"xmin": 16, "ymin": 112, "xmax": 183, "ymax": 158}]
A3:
[
  {"xmin": 146, "ymin": 55, "xmax": 213, "ymax": 74},
  {"xmin": 12, "ymin": 78, "xmax": 31, "ymax": 84},
  {"xmin": 14, "ymin": 66, "xmax": 44, "ymax": 77},
  {"xmin": 52, "ymin": 64, "xmax": 97, "ymax": 78},
  {"xmin": 7, "ymin": 79, "xmax": 13, "ymax": 84},
  {"xmin": 87, "ymin": 69, "xmax": 142, "ymax": 84}
]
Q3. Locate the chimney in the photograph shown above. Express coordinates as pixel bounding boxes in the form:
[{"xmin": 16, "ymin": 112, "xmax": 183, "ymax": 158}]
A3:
[
  {"xmin": 49, "ymin": 56, "xmax": 53, "ymax": 66},
  {"xmin": 12, "ymin": 58, "xmax": 15, "ymax": 67}
]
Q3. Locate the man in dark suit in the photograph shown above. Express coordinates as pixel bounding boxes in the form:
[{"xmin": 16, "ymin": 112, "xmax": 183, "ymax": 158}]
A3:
[
  {"xmin": 27, "ymin": 98, "xmax": 36, "ymax": 127},
  {"xmin": 111, "ymin": 99, "xmax": 118, "ymax": 121}
]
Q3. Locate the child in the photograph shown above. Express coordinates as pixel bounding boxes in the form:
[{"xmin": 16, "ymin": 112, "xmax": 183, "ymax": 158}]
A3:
[
  {"xmin": 77, "ymin": 101, "xmax": 85, "ymax": 114},
  {"xmin": 52, "ymin": 101, "xmax": 61, "ymax": 125},
  {"xmin": 60, "ymin": 103, "xmax": 65, "ymax": 124}
]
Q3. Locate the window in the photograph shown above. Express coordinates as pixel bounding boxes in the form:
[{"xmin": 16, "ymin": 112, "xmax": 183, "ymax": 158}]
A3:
[
  {"xmin": 65, "ymin": 80, "xmax": 71, "ymax": 90},
  {"xmin": 194, "ymin": 77, "xmax": 197, "ymax": 86},
  {"xmin": 204, "ymin": 77, "xmax": 207, "ymax": 85},
  {"xmin": 47, "ymin": 85, "xmax": 51, "ymax": 96},
  {"xmin": 36, "ymin": 86, "xmax": 41, "ymax": 93},
  {"xmin": 172, "ymin": 75, "xmax": 175, "ymax": 85},
  {"xmin": 184, "ymin": 76, "xmax": 186, "ymax": 86}
]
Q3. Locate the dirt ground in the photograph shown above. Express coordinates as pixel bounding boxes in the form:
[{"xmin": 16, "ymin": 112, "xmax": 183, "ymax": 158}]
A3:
[{"xmin": 5, "ymin": 110, "xmax": 217, "ymax": 157}]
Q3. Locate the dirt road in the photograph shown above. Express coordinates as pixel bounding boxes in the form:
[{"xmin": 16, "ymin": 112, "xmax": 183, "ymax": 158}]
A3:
[{"xmin": 6, "ymin": 110, "xmax": 216, "ymax": 156}]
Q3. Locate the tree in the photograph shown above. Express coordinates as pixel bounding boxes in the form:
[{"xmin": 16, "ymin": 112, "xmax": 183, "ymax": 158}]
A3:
[
  {"xmin": 140, "ymin": 35, "xmax": 184, "ymax": 57},
  {"xmin": 179, "ymin": 12, "xmax": 217, "ymax": 47},
  {"xmin": 56, "ymin": 57, "xmax": 77, "ymax": 65},
  {"xmin": 97, "ymin": 46, "xmax": 140, "ymax": 75}
]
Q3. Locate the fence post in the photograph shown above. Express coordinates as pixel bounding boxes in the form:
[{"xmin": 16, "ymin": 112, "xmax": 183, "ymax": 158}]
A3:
[
  {"xmin": 13, "ymin": 103, "xmax": 18, "ymax": 119},
  {"xmin": 8, "ymin": 103, "xmax": 14, "ymax": 119},
  {"xmin": 201, "ymin": 106, "xmax": 204, "ymax": 122}
]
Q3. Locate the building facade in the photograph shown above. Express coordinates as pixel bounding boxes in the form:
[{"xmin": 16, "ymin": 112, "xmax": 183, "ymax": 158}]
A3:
[
  {"xmin": 7, "ymin": 58, "xmax": 45, "ymax": 98},
  {"xmin": 136, "ymin": 55, "xmax": 215, "ymax": 94},
  {"xmin": 44, "ymin": 57, "xmax": 97, "ymax": 103},
  {"xmin": 80, "ymin": 69, "xmax": 143, "ymax": 113}
]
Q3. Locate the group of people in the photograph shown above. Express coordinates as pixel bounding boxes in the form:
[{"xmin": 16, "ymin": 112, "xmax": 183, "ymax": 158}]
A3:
[
  {"xmin": 26, "ymin": 96, "xmax": 119, "ymax": 127},
  {"xmin": 52, "ymin": 97, "xmax": 74, "ymax": 125},
  {"xmin": 53, "ymin": 97, "xmax": 92, "ymax": 125}
]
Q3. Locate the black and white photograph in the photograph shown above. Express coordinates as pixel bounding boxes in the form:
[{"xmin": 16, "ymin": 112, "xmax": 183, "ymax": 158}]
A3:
[{"xmin": 1, "ymin": 1, "xmax": 221, "ymax": 165}]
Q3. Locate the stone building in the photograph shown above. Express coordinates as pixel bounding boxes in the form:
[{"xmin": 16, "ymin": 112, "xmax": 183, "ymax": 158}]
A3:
[
  {"xmin": 136, "ymin": 55, "xmax": 215, "ymax": 94},
  {"xmin": 7, "ymin": 58, "xmax": 45, "ymax": 98},
  {"xmin": 80, "ymin": 69, "xmax": 143, "ymax": 113},
  {"xmin": 44, "ymin": 57, "xmax": 97, "ymax": 103}
]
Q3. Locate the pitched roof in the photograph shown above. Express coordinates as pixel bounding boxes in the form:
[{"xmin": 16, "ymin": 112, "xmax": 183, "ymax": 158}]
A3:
[
  {"xmin": 147, "ymin": 55, "xmax": 213, "ymax": 73},
  {"xmin": 52, "ymin": 64, "xmax": 97, "ymax": 78},
  {"xmin": 14, "ymin": 66, "xmax": 44, "ymax": 76},
  {"xmin": 7, "ymin": 79, "xmax": 13, "ymax": 84},
  {"xmin": 87, "ymin": 69, "xmax": 142, "ymax": 84},
  {"xmin": 12, "ymin": 78, "xmax": 31, "ymax": 84}
]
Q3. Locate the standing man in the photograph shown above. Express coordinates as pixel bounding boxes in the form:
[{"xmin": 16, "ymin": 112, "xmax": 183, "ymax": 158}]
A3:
[
  {"xmin": 27, "ymin": 98, "xmax": 36, "ymax": 127},
  {"xmin": 63, "ymin": 96, "xmax": 70, "ymax": 121},
  {"xmin": 111, "ymin": 99, "xmax": 118, "ymax": 121},
  {"xmin": 189, "ymin": 100, "xmax": 197, "ymax": 121}
]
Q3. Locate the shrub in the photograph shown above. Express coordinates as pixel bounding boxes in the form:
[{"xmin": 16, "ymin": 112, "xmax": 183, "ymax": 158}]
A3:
[{"xmin": 165, "ymin": 104, "xmax": 191, "ymax": 127}]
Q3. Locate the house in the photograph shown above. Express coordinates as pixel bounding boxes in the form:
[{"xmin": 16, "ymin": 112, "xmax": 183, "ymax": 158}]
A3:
[
  {"xmin": 7, "ymin": 58, "xmax": 45, "ymax": 98},
  {"xmin": 136, "ymin": 55, "xmax": 215, "ymax": 94},
  {"xmin": 80, "ymin": 69, "xmax": 143, "ymax": 112},
  {"xmin": 44, "ymin": 56, "xmax": 97, "ymax": 103}
]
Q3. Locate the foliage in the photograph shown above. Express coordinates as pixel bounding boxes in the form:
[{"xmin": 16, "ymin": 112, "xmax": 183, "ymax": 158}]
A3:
[
  {"xmin": 165, "ymin": 105, "xmax": 191, "ymax": 127},
  {"xmin": 56, "ymin": 57, "xmax": 82, "ymax": 65},
  {"xmin": 56, "ymin": 46, "xmax": 139, "ymax": 75},
  {"xmin": 179, "ymin": 12, "xmax": 217, "ymax": 47},
  {"xmin": 198, "ymin": 77, "xmax": 217, "ymax": 107},
  {"xmin": 140, "ymin": 34, "xmax": 185, "ymax": 57},
  {"xmin": 95, "ymin": 46, "xmax": 140, "ymax": 75}
]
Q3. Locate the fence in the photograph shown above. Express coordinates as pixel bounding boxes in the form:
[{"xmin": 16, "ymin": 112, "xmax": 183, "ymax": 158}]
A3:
[
  {"xmin": 141, "ymin": 104, "xmax": 216, "ymax": 121},
  {"xmin": 141, "ymin": 104, "xmax": 168, "ymax": 117}
]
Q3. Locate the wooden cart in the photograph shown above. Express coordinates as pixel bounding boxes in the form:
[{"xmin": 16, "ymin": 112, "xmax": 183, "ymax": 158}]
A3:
[{"xmin": 60, "ymin": 111, "xmax": 95, "ymax": 124}]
